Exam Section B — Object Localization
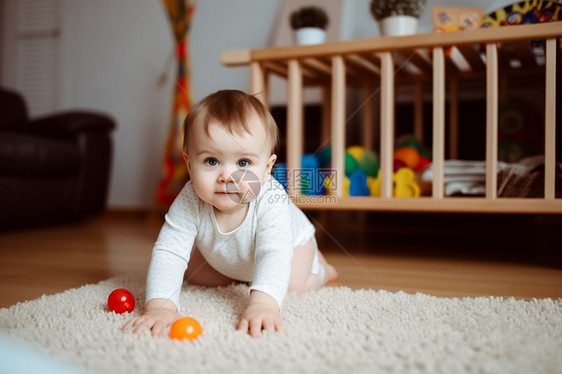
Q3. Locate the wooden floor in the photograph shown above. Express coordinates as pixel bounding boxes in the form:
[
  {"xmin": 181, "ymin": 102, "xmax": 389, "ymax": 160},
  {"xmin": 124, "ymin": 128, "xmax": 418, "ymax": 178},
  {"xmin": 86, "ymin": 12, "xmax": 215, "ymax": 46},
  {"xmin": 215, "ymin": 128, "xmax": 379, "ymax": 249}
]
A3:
[{"xmin": 1, "ymin": 210, "xmax": 562, "ymax": 308}]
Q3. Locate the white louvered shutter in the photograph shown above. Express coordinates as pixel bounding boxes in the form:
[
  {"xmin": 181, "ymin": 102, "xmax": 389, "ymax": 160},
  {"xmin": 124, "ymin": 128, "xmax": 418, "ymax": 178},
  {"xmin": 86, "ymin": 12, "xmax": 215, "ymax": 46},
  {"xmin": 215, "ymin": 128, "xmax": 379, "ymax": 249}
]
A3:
[{"xmin": 14, "ymin": 0, "xmax": 61, "ymax": 117}]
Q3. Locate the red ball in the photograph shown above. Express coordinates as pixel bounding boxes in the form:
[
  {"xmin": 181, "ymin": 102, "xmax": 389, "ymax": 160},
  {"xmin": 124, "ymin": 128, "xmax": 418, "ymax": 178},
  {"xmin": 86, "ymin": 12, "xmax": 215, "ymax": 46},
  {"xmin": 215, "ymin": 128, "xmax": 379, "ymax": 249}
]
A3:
[
  {"xmin": 393, "ymin": 159, "xmax": 407, "ymax": 172},
  {"xmin": 108, "ymin": 288, "xmax": 135, "ymax": 314},
  {"xmin": 415, "ymin": 156, "xmax": 432, "ymax": 172}
]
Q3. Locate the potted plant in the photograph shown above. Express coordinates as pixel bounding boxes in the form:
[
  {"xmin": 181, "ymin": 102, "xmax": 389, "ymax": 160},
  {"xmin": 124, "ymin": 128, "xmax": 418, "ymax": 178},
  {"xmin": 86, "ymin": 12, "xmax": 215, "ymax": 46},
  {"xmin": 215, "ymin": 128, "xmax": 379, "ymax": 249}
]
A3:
[
  {"xmin": 289, "ymin": 6, "xmax": 329, "ymax": 45},
  {"xmin": 370, "ymin": 0, "xmax": 426, "ymax": 36}
]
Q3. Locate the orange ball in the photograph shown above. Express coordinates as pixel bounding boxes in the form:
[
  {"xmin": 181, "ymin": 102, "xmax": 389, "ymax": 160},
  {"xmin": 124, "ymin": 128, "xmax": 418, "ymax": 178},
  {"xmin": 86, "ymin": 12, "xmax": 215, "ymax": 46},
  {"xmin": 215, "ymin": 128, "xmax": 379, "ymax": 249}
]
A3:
[
  {"xmin": 394, "ymin": 147, "xmax": 420, "ymax": 170},
  {"xmin": 169, "ymin": 317, "xmax": 202, "ymax": 341}
]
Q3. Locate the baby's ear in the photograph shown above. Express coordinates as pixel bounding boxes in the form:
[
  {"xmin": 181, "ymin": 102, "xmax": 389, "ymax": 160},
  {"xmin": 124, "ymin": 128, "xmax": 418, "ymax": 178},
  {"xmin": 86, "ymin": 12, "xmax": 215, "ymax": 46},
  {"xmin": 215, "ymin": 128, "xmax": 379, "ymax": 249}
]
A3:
[{"xmin": 266, "ymin": 154, "xmax": 277, "ymax": 172}]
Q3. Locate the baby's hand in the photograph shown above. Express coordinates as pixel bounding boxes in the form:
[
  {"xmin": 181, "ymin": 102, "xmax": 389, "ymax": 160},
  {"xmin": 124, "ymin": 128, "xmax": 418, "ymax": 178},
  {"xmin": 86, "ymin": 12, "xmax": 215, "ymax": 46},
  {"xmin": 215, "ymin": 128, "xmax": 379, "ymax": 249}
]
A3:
[
  {"xmin": 121, "ymin": 298, "xmax": 180, "ymax": 337},
  {"xmin": 236, "ymin": 290, "xmax": 285, "ymax": 337}
]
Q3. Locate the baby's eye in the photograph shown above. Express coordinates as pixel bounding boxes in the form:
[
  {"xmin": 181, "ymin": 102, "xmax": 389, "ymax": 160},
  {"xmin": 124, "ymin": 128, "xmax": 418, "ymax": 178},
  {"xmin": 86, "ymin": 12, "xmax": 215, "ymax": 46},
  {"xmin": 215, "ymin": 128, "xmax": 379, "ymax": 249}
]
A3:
[
  {"xmin": 205, "ymin": 158, "xmax": 219, "ymax": 166},
  {"xmin": 237, "ymin": 159, "xmax": 251, "ymax": 168}
]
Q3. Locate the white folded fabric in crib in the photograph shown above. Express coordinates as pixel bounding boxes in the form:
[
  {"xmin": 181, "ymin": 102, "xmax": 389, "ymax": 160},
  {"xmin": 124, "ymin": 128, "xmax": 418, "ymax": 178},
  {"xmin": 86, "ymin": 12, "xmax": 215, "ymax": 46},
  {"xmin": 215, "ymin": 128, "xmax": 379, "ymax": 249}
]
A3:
[{"xmin": 420, "ymin": 156, "xmax": 546, "ymax": 196}]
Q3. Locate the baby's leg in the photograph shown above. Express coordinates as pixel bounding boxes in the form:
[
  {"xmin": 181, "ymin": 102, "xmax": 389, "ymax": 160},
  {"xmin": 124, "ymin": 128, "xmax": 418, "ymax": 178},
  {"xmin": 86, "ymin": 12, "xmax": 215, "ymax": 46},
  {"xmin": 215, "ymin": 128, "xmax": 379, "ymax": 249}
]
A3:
[
  {"xmin": 185, "ymin": 246, "xmax": 235, "ymax": 287},
  {"xmin": 288, "ymin": 238, "xmax": 337, "ymax": 292},
  {"xmin": 317, "ymin": 249, "xmax": 338, "ymax": 283}
]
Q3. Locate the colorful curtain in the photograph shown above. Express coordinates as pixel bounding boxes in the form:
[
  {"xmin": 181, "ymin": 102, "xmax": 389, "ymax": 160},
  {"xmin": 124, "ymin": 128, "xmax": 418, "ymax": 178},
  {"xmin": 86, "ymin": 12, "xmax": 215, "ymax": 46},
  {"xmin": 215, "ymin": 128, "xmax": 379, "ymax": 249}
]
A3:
[{"xmin": 155, "ymin": 0, "xmax": 196, "ymax": 208}]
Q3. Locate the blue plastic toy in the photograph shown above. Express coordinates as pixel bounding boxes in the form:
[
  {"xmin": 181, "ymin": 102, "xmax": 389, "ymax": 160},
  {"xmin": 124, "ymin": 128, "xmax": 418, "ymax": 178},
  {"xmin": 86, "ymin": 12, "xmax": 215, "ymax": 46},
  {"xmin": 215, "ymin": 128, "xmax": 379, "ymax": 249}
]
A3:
[
  {"xmin": 301, "ymin": 154, "xmax": 325, "ymax": 195},
  {"xmin": 273, "ymin": 155, "xmax": 327, "ymax": 195},
  {"xmin": 348, "ymin": 170, "xmax": 370, "ymax": 196}
]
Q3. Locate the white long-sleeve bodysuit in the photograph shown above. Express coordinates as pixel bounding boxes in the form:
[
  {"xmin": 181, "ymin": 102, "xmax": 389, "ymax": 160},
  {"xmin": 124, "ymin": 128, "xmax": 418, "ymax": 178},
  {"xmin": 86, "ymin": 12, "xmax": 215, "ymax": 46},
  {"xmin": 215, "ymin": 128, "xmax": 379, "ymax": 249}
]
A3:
[{"xmin": 145, "ymin": 176, "xmax": 317, "ymax": 310}]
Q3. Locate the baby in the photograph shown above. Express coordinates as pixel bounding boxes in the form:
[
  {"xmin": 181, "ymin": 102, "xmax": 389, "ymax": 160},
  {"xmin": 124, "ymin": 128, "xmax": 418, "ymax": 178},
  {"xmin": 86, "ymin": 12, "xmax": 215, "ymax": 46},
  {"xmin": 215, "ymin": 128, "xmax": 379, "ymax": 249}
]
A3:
[{"xmin": 123, "ymin": 89, "xmax": 337, "ymax": 337}]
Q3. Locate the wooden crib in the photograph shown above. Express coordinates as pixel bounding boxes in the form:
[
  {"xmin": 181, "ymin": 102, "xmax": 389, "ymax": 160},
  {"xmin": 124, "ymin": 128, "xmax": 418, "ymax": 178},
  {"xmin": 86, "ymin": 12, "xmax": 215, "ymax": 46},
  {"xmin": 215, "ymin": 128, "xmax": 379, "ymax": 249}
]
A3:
[{"xmin": 221, "ymin": 22, "xmax": 561, "ymax": 214}]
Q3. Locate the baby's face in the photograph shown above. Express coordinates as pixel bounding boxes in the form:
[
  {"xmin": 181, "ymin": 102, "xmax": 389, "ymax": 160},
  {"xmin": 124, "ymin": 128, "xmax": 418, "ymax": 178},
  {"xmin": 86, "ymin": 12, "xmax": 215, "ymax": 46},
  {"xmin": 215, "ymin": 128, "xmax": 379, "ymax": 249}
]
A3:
[{"xmin": 185, "ymin": 114, "xmax": 276, "ymax": 214}]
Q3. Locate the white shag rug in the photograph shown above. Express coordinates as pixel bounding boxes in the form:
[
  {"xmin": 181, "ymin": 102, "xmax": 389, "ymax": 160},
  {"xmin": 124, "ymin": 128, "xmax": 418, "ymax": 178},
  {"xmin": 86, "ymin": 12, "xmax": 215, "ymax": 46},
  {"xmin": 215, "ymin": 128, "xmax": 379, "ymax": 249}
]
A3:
[{"xmin": 1, "ymin": 275, "xmax": 561, "ymax": 374}]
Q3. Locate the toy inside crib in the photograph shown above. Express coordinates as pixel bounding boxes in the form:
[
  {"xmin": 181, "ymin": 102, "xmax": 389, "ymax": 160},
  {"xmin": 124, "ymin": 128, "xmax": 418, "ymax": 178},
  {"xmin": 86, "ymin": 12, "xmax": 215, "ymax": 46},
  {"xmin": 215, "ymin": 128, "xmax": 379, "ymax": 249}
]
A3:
[{"xmin": 273, "ymin": 135, "xmax": 432, "ymax": 198}]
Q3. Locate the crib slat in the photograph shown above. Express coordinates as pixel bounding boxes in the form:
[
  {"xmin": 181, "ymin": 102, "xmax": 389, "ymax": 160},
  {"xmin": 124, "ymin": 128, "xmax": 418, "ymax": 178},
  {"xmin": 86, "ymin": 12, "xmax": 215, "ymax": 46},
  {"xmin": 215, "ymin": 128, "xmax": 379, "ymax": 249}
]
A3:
[
  {"xmin": 331, "ymin": 56, "xmax": 346, "ymax": 198},
  {"xmin": 287, "ymin": 59, "xmax": 303, "ymax": 195},
  {"xmin": 379, "ymin": 52, "xmax": 394, "ymax": 198},
  {"xmin": 545, "ymin": 38, "xmax": 557, "ymax": 200},
  {"xmin": 250, "ymin": 62, "xmax": 267, "ymax": 105},
  {"xmin": 485, "ymin": 43, "xmax": 499, "ymax": 200},
  {"xmin": 432, "ymin": 47, "xmax": 445, "ymax": 199}
]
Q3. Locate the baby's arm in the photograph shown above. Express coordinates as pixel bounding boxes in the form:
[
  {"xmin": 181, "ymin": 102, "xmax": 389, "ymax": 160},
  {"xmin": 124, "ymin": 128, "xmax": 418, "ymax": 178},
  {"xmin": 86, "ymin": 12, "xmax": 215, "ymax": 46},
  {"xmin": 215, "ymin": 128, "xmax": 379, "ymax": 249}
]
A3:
[
  {"xmin": 122, "ymin": 183, "xmax": 199, "ymax": 336},
  {"xmin": 121, "ymin": 247, "xmax": 186, "ymax": 336},
  {"xmin": 121, "ymin": 298, "xmax": 180, "ymax": 337},
  {"xmin": 124, "ymin": 242, "xmax": 189, "ymax": 336},
  {"xmin": 236, "ymin": 290, "xmax": 285, "ymax": 337},
  {"xmin": 238, "ymin": 180, "xmax": 294, "ymax": 336}
]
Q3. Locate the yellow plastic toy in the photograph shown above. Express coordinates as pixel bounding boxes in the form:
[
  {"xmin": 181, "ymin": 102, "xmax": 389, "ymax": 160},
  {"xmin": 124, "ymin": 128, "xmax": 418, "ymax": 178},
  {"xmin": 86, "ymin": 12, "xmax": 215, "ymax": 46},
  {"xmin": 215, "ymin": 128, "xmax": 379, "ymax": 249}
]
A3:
[
  {"xmin": 367, "ymin": 168, "xmax": 420, "ymax": 198},
  {"xmin": 368, "ymin": 175, "xmax": 381, "ymax": 197},
  {"xmin": 346, "ymin": 145, "xmax": 366, "ymax": 162},
  {"xmin": 393, "ymin": 168, "xmax": 420, "ymax": 198},
  {"xmin": 324, "ymin": 174, "xmax": 350, "ymax": 196},
  {"xmin": 324, "ymin": 167, "xmax": 419, "ymax": 198},
  {"xmin": 343, "ymin": 177, "xmax": 350, "ymax": 196}
]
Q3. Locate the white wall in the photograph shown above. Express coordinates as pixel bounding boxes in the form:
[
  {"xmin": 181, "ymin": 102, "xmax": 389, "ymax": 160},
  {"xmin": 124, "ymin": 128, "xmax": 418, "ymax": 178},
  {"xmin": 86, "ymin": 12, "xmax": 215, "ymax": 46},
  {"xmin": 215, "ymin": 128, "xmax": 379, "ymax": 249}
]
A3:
[
  {"xmin": 60, "ymin": 0, "xmax": 280, "ymax": 209},
  {"xmin": 57, "ymin": 1, "xmax": 169, "ymax": 208},
  {"xmin": 2, "ymin": 0, "xmax": 513, "ymax": 209}
]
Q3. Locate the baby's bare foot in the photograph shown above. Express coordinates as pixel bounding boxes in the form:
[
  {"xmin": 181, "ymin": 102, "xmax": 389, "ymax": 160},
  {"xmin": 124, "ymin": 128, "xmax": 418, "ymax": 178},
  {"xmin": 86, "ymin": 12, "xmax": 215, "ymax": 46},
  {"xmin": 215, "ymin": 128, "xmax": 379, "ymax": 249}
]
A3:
[
  {"xmin": 317, "ymin": 251, "xmax": 338, "ymax": 283},
  {"xmin": 325, "ymin": 263, "xmax": 338, "ymax": 283}
]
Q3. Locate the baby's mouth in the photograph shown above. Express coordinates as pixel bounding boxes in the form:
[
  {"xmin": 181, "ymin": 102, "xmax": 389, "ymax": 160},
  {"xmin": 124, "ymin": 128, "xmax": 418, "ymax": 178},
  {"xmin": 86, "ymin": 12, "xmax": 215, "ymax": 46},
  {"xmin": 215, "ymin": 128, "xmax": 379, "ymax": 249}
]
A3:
[{"xmin": 218, "ymin": 186, "xmax": 240, "ymax": 194}]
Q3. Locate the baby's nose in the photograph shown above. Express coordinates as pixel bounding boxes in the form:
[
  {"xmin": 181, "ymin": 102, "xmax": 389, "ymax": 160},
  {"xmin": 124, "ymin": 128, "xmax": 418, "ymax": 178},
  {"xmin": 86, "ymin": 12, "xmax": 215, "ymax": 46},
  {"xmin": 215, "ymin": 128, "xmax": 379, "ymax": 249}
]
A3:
[{"xmin": 218, "ymin": 167, "xmax": 235, "ymax": 183}]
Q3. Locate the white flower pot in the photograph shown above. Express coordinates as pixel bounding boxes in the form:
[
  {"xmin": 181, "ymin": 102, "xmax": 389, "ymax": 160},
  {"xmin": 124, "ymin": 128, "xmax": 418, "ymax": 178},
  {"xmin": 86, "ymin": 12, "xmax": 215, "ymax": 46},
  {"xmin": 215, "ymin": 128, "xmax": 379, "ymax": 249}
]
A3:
[
  {"xmin": 294, "ymin": 27, "xmax": 326, "ymax": 45},
  {"xmin": 378, "ymin": 15, "xmax": 419, "ymax": 36}
]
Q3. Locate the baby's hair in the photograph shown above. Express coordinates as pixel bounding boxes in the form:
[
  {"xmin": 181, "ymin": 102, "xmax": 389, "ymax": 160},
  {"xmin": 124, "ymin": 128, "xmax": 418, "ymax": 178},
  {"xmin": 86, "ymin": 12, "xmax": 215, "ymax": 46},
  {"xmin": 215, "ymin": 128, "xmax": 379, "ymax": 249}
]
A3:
[{"xmin": 183, "ymin": 90, "xmax": 279, "ymax": 155}]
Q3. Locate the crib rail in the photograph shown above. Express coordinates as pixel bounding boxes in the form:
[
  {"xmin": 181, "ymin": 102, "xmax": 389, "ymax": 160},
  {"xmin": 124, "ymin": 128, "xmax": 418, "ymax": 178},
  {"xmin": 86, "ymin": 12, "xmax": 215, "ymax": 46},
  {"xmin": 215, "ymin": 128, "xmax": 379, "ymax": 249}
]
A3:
[{"xmin": 222, "ymin": 22, "xmax": 562, "ymax": 213}]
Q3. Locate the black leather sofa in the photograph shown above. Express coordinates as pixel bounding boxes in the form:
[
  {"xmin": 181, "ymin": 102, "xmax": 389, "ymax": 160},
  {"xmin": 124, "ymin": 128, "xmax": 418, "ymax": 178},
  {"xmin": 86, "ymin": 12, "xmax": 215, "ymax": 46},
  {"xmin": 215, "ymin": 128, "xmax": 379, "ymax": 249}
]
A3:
[{"xmin": 0, "ymin": 87, "xmax": 115, "ymax": 230}]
